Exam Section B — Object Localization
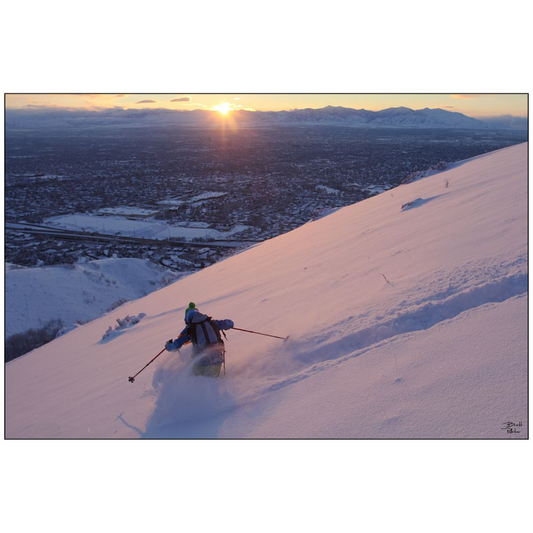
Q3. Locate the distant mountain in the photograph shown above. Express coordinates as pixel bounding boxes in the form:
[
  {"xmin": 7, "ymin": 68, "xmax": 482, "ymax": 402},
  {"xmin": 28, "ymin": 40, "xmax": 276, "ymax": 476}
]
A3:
[
  {"xmin": 478, "ymin": 115, "xmax": 528, "ymax": 130},
  {"xmin": 245, "ymin": 106, "xmax": 489, "ymax": 129},
  {"xmin": 6, "ymin": 105, "xmax": 525, "ymax": 130},
  {"xmin": 370, "ymin": 107, "xmax": 486, "ymax": 128},
  {"xmin": 270, "ymin": 105, "xmax": 373, "ymax": 125}
]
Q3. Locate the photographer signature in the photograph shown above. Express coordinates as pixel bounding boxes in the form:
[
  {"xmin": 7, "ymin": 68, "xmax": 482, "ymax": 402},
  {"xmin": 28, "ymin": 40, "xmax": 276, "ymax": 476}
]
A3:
[{"xmin": 501, "ymin": 421, "xmax": 522, "ymax": 434}]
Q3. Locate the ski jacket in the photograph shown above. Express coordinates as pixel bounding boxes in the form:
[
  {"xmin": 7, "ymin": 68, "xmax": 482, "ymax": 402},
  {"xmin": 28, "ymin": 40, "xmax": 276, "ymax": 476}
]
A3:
[{"xmin": 166, "ymin": 311, "xmax": 234, "ymax": 352}]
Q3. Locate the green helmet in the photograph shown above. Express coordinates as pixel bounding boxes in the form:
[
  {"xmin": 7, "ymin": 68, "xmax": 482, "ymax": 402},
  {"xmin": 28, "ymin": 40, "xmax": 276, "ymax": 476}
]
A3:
[{"xmin": 185, "ymin": 302, "xmax": 197, "ymax": 320}]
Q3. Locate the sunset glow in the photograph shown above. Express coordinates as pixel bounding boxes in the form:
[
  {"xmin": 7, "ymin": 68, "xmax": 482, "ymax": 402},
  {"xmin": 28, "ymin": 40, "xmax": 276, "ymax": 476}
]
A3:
[
  {"xmin": 212, "ymin": 102, "xmax": 232, "ymax": 115},
  {"xmin": 5, "ymin": 94, "xmax": 527, "ymax": 118}
]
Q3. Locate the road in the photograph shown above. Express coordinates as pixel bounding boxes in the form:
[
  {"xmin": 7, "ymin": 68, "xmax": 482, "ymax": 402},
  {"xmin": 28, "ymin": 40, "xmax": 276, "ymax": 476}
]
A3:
[{"xmin": 6, "ymin": 222, "xmax": 259, "ymax": 249}]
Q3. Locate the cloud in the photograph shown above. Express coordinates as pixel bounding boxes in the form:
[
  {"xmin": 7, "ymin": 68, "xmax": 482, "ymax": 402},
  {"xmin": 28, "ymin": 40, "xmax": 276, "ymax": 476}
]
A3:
[
  {"xmin": 170, "ymin": 96, "xmax": 191, "ymax": 102},
  {"xmin": 116, "ymin": 94, "xmax": 127, "ymax": 98},
  {"xmin": 58, "ymin": 93, "xmax": 100, "ymax": 97},
  {"xmin": 136, "ymin": 100, "xmax": 157, "ymax": 104},
  {"xmin": 442, "ymin": 106, "xmax": 454, "ymax": 109},
  {"xmin": 231, "ymin": 103, "xmax": 255, "ymax": 111},
  {"xmin": 450, "ymin": 94, "xmax": 490, "ymax": 99},
  {"xmin": 234, "ymin": 97, "xmax": 241, "ymax": 100},
  {"xmin": 26, "ymin": 103, "xmax": 69, "ymax": 109}
]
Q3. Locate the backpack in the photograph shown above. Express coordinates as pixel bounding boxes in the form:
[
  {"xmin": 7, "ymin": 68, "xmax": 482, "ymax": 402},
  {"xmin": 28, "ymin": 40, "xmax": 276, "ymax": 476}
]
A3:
[{"xmin": 187, "ymin": 316, "xmax": 225, "ymax": 347}]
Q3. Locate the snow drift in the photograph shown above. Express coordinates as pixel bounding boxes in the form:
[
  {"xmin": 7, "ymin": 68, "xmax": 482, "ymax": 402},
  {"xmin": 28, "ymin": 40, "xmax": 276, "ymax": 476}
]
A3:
[
  {"xmin": 5, "ymin": 258, "xmax": 179, "ymax": 339},
  {"xmin": 5, "ymin": 143, "xmax": 528, "ymax": 438}
]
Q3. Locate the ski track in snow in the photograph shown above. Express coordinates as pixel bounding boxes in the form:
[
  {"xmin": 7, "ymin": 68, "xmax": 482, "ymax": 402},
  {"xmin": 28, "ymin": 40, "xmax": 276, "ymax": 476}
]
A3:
[
  {"xmin": 177, "ymin": 249, "xmax": 526, "ymax": 412},
  {"xmin": 255, "ymin": 252, "xmax": 527, "ymax": 395},
  {"xmin": 143, "ymin": 250, "xmax": 527, "ymax": 433}
]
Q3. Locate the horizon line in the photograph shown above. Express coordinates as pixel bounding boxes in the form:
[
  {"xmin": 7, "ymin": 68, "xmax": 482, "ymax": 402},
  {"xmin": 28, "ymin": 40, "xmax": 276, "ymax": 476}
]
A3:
[{"xmin": 5, "ymin": 104, "xmax": 528, "ymax": 119}]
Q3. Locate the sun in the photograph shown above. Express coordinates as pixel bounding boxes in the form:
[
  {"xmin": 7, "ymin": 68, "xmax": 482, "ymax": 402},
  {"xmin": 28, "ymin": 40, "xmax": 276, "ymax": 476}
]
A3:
[{"xmin": 212, "ymin": 102, "xmax": 232, "ymax": 115}]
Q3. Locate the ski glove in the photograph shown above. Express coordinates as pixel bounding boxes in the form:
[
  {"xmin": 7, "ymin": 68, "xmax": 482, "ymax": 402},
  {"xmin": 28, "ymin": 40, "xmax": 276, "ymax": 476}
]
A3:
[{"xmin": 165, "ymin": 339, "xmax": 174, "ymax": 351}]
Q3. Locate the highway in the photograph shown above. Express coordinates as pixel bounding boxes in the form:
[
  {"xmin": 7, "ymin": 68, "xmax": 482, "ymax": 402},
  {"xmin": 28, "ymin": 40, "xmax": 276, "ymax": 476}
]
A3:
[{"xmin": 6, "ymin": 222, "xmax": 258, "ymax": 249}]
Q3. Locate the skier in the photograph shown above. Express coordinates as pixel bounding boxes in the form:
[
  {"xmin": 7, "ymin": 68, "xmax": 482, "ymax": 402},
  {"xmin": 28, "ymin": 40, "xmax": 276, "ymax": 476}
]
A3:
[{"xmin": 165, "ymin": 302, "xmax": 234, "ymax": 378}]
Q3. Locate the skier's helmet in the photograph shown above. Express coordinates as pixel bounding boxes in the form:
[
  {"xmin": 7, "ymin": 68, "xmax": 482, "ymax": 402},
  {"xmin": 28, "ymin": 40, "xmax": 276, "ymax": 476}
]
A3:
[{"xmin": 185, "ymin": 302, "xmax": 198, "ymax": 323}]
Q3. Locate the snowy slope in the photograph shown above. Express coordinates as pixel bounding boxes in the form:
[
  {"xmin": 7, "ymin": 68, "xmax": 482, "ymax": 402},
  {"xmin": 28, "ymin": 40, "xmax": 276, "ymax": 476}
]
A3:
[
  {"xmin": 5, "ymin": 143, "xmax": 528, "ymax": 438},
  {"xmin": 5, "ymin": 258, "xmax": 179, "ymax": 338}
]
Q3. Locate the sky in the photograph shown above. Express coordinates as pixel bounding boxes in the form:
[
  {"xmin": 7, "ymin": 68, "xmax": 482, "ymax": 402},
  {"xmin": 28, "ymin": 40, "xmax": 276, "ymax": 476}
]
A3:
[{"xmin": 5, "ymin": 94, "xmax": 527, "ymax": 118}]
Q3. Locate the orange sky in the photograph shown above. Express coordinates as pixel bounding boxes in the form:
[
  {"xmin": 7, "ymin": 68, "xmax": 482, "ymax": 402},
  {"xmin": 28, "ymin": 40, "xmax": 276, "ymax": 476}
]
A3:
[{"xmin": 5, "ymin": 94, "xmax": 528, "ymax": 117}]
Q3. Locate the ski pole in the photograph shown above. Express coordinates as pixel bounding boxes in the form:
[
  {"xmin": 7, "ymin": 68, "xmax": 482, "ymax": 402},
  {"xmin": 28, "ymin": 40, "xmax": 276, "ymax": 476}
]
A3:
[
  {"xmin": 233, "ymin": 327, "xmax": 289, "ymax": 341},
  {"xmin": 128, "ymin": 348, "xmax": 166, "ymax": 383}
]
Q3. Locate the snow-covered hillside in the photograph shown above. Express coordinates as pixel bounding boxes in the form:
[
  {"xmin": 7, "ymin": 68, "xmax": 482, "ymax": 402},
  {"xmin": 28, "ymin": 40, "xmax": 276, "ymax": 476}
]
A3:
[
  {"xmin": 5, "ymin": 258, "xmax": 179, "ymax": 338},
  {"xmin": 266, "ymin": 106, "xmax": 486, "ymax": 128},
  {"xmin": 5, "ymin": 143, "xmax": 528, "ymax": 438}
]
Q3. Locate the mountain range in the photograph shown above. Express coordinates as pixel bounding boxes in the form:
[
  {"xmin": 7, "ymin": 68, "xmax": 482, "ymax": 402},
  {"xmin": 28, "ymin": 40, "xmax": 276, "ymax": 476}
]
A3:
[
  {"xmin": 240, "ymin": 105, "xmax": 488, "ymax": 128},
  {"xmin": 6, "ymin": 105, "xmax": 527, "ymax": 130}
]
